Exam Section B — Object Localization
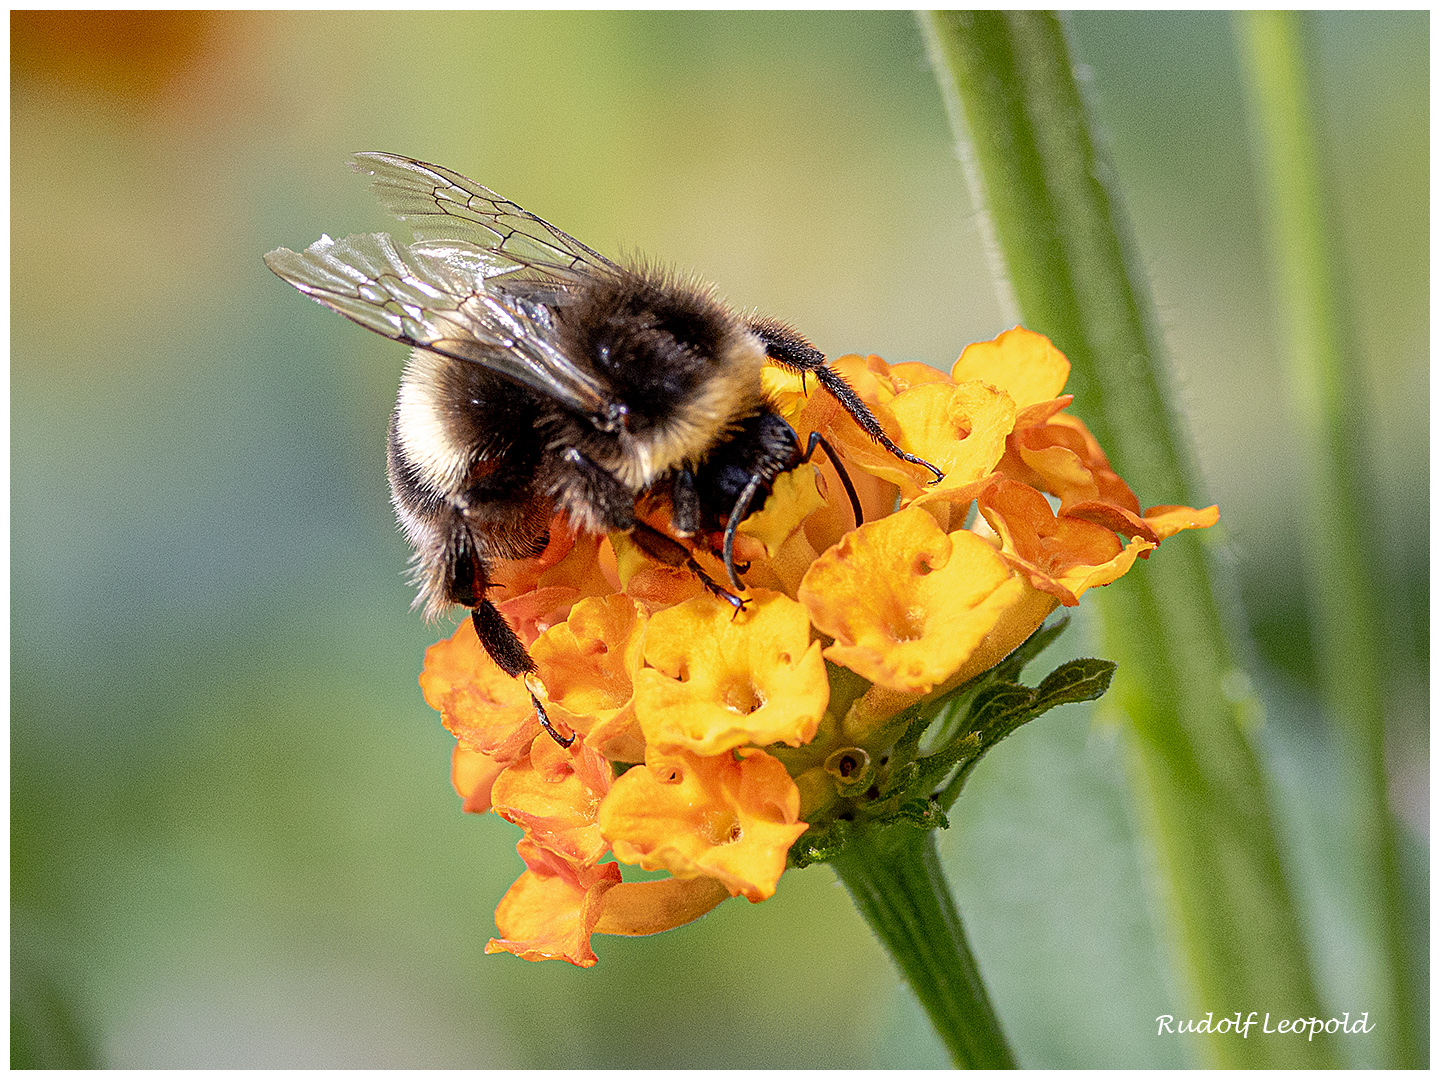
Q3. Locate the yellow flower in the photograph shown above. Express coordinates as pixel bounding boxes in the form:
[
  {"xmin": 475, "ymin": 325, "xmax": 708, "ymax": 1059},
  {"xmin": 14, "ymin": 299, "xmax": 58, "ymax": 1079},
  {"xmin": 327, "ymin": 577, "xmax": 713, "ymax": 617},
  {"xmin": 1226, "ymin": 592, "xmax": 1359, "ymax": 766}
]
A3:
[
  {"xmin": 418, "ymin": 324, "xmax": 1220, "ymax": 966},
  {"xmin": 950, "ymin": 324, "xmax": 1071, "ymax": 408},
  {"xmin": 597, "ymin": 747, "xmax": 808, "ymax": 902},
  {"xmin": 736, "ymin": 465, "xmax": 828, "ymax": 563},
  {"xmin": 634, "ymin": 591, "xmax": 829, "ymax": 756},
  {"xmin": 798, "ymin": 505, "xmax": 1026, "ymax": 696},
  {"xmin": 888, "ymin": 379, "xmax": 1016, "ymax": 507}
]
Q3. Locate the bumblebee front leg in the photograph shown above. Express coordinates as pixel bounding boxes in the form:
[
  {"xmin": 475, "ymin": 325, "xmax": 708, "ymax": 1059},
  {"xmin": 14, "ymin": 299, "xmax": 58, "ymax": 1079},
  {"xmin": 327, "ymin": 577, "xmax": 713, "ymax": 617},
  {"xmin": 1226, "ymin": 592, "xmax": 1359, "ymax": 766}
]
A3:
[
  {"xmin": 749, "ymin": 316, "xmax": 945, "ymax": 484},
  {"xmin": 555, "ymin": 446, "xmax": 747, "ymax": 611}
]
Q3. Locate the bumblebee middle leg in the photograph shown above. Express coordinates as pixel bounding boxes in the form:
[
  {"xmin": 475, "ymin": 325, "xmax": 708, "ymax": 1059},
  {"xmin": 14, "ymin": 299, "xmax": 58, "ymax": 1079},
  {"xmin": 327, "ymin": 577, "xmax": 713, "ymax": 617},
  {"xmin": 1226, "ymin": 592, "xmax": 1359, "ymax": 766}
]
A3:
[{"xmin": 629, "ymin": 522, "xmax": 750, "ymax": 613}]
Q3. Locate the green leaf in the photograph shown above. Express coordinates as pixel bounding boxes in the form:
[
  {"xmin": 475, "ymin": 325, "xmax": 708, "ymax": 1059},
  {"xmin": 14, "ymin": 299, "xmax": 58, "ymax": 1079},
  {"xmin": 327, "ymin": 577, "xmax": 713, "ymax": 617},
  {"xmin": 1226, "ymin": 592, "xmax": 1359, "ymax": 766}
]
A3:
[
  {"xmin": 965, "ymin": 684, "xmax": 1035, "ymax": 738},
  {"xmin": 888, "ymin": 799, "xmax": 948, "ymax": 831},
  {"xmin": 878, "ymin": 760, "xmax": 919, "ymax": 800},
  {"xmin": 1031, "ymin": 658, "xmax": 1115, "ymax": 712},
  {"xmin": 914, "ymin": 733, "xmax": 981, "ymax": 791}
]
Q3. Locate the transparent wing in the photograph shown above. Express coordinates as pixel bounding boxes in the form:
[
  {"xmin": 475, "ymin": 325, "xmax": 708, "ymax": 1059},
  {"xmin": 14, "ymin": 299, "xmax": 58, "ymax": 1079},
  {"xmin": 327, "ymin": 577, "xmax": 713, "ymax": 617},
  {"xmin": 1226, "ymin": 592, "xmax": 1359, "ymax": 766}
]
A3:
[
  {"xmin": 264, "ymin": 231, "xmax": 610, "ymax": 416},
  {"xmin": 351, "ymin": 151, "xmax": 620, "ymax": 285}
]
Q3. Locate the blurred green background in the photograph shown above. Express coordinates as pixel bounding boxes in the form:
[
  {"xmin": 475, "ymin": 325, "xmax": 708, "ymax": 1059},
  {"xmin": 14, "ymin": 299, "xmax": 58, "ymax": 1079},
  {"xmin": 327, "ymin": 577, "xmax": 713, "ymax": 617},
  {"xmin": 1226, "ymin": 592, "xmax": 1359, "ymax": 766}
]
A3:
[{"xmin": 11, "ymin": 10, "xmax": 1426, "ymax": 1068}]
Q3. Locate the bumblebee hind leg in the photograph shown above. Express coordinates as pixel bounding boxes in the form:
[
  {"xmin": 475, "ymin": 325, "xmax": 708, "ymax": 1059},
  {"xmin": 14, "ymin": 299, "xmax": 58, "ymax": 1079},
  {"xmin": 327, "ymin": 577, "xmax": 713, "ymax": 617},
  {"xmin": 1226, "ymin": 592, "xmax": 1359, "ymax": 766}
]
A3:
[
  {"xmin": 469, "ymin": 599, "xmax": 575, "ymax": 749},
  {"xmin": 438, "ymin": 526, "xmax": 575, "ymax": 749}
]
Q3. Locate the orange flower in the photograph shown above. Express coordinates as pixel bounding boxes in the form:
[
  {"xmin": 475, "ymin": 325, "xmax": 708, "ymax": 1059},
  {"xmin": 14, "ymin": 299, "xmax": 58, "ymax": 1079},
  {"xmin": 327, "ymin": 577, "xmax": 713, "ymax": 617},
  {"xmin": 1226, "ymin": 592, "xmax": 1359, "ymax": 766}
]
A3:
[
  {"xmin": 734, "ymin": 466, "xmax": 833, "ymax": 598},
  {"xmin": 418, "ymin": 324, "xmax": 1219, "ymax": 966},
  {"xmin": 485, "ymin": 519, "xmax": 619, "ymax": 646},
  {"xmin": 452, "ymin": 745, "xmax": 508, "ymax": 814},
  {"xmin": 979, "ymin": 478, "xmax": 1157, "ymax": 605},
  {"xmin": 485, "ymin": 838, "xmax": 621, "ymax": 968},
  {"xmin": 422, "ymin": 619, "xmax": 537, "ymax": 765},
  {"xmin": 530, "ymin": 594, "xmax": 648, "ymax": 762},
  {"xmin": 597, "ymin": 748, "xmax": 807, "ymax": 902},
  {"xmin": 592, "ymin": 875, "xmax": 731, "ymax": 936},
  {"xmin": 786, "ymin": 356, "xmax": 932, "ymax": 498},
  {"xmin": 490, "ymin": 732, "xmax": 613, "ymax": 868},
  {"xmin": 1007, "ymin": 412, "xmax": 1141, "ymax": 520}
]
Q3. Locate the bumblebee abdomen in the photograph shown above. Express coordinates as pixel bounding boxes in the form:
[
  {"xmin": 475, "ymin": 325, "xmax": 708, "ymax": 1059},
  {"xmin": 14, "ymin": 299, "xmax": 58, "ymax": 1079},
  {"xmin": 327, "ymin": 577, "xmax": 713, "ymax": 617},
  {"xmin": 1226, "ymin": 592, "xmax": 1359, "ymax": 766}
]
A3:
[{"xmin": 388, "ymin": 347, "xmax": 555, "ymax": 617}]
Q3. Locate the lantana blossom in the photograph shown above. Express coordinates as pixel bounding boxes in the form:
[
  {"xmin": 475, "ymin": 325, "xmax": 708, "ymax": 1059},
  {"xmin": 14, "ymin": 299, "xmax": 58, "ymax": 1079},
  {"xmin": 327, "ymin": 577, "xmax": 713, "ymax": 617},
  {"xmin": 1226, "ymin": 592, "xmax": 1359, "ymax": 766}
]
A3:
[{"xmin": 419, "ymin": 326, "xmax": 1218, "ymax": 965}]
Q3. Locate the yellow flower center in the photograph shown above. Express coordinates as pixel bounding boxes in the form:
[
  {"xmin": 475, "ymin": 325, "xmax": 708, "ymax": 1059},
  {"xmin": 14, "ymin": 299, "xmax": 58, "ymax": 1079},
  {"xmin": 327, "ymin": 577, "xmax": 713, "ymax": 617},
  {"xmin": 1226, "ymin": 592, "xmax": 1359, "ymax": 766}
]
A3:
[
  {"xmin": 705, "ymin": 809, "xmax": 743, "ymax": 846},
  {"xmin": 723, "ymin": 678, "xmax": 763, "ymax": 715}
]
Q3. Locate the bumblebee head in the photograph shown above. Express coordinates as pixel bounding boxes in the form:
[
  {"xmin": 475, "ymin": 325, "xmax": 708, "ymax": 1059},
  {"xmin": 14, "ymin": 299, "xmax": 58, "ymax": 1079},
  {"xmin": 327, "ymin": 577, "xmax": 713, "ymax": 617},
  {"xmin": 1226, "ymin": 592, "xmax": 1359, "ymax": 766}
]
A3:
[{"xmin": 561, "ymin": 267, "xmax": 767, "ymax": 487}]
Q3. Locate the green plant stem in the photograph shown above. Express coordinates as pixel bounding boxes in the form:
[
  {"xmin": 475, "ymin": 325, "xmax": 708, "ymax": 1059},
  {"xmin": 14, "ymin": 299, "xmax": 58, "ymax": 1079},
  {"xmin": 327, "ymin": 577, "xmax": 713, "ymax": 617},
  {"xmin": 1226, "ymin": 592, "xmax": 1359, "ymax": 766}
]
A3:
[
  {"xmin": 1234, "ymin": 12, "xmax": 1415, "ymax": 1067},
  {"xmin": 830, "ymin": 824, "xmax": 1016, "ymax": 1069},
  {"xmin": 920, "ymin": 11, "xmax": 1333, "ymax": 1067}
]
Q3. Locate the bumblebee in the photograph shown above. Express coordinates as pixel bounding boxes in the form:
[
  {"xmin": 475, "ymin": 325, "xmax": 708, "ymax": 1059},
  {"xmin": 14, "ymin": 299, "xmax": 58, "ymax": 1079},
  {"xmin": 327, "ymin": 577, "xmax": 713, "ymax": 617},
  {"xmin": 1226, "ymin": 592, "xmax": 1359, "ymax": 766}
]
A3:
[{"xmin": 265, "ymin": 153, "xmax": 942, "ymax": 746}]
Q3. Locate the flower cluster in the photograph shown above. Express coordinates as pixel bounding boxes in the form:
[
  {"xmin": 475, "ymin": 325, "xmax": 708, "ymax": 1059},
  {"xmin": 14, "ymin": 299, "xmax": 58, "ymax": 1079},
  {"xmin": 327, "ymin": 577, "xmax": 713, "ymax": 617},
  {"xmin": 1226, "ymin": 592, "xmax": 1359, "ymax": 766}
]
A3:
[{"xmin": 420, "ymin": 327, "xmax": 1218, "ymax": 966}]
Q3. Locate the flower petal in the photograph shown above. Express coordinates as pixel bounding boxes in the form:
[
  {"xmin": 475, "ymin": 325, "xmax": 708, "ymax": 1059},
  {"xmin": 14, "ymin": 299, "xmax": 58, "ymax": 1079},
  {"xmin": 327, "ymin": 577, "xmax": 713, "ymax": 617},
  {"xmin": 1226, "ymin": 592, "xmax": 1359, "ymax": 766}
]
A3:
[
  {"xmin": 950, "ymin": 326, "xmax": 1070, "ymax": 409},
  {"xmin": 530, "ymin": 594, "xmax": 648, "ymax": 760},
  {"xmin": 487, "ymin": 519, "xmax": 613, "ymax": 611},
  {"xmin": 738, "ymin": 522, "xmax": 823, "ymax": 600},
  {"xmin": 736, "ymin": 465, "xmax": 828, "ymax": 560},
  {"xmin": 759, "ymin": 363, "xmax": 810, "ymax": 423},
  {"xmin": 452, "ymin": 745, "xmax": 508, "ymax": 814},
  {"xmin": 421, "ymin": 619, "xmax": 537, "ymax": 764},
  {"xmin": 787, "ymin": 359, "xmax": 934, "ymax": 496},
  {"xmin": 882, "ymin": 359, "xmax": 954, "ymax": 395},
  {"xmin": 892, "ymin": 380, "xmax": 1017, "ymax": 506},
  {"xmin": 979, "ymin": 478, "xmax": 1156, "ymax": 604},
  {"xmin": 1145, "ymin": 503, "xmax": 1221, "ymax": 540},
  {"xmin": 1009, "ymin": 412, "xmax": 1142, "ymax": 517},
  {"xmin": 490, "ymin": 732, "xmax": 614, "ymax": 867},
  {"xmin": 592, "ymin": 875, "xmax": 730, "ymax": 936},
  {"xmin": 610, "ymin": 532, "xmax": 705, "ymax": 612}
]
